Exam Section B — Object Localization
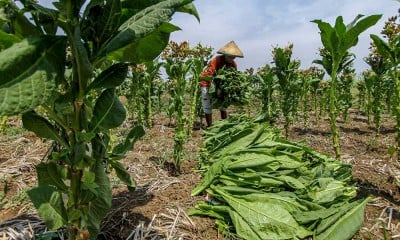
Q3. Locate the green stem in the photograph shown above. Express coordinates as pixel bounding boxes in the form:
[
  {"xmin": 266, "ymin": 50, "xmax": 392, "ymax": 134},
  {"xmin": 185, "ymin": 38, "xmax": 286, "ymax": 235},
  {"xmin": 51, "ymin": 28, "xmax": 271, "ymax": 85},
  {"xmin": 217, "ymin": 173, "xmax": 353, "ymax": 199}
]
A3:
[
  {"xmin": 187, "ymin": 75, "xmax": 199, "ymax": 135},
  {"xmin": 68, "ymin": 167, "xmax": 83, "ymax": 240},
  {"xmin": 42, "ymin": 104, "xmax": 70, "ymax": 131},
  {"xmin": 394, "ymin": 69, "xmax": 400, "ymax": 162},
  {"xmin": 329, "ymin": 65, "xmax": 340, "ymax": 159}
]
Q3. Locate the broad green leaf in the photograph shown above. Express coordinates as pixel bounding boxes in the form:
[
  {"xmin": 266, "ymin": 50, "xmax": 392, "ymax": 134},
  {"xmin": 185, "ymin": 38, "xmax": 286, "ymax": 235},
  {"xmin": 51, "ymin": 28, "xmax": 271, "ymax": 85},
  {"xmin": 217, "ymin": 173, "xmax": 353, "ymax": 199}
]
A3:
[
  {"xmin": 214, "ymin": 187, "xmax": 312, "ymax": 239},
  {"xmin": 225, "ymin": 152, "xmax": 278, "ymax": 170},
  {"xmin": 308, "ymin": 178, "xmax": 350, "ymax": 204},
  {"xmin": 191, "ymin": 159, "xmax": 227, "ymax": 196},
  {"xmin": 177, "ymin": 3, "xmax": 199, "ymax": 22},
  {"xmin": 220, "ymin": 185, "xmax": 265, "ymax": 195},
  {"xmin": 109, "ymin": 160, "xmax": 136, "ymax": 191},
  {"xmin": 27, "ymin": 2, "xmax": 59, "ymax": 35},
  {"xmin": 371, "ymin": 34, "xmax": 395, "ymax": 62},
  {"xmin": 27, "ymin": 186, "xmax": 67, "ymax": 230},
  {"xmin": 22, "ymin": 111, "xmax": 69, "ymax": 147},
  {"xmin": 334, "ymin": 16, "xmax": 346, "ymax": 39},
  {"xmin": 81, "ymin": 172, "xmax": 99, "ymax": 196},
  {"xmin": 120, "ymin": 0, "xmax": 165, "ymax": 19},
  {"xmin": 342, "ymin": 14, "xmax": 382, "ymax": 53},
  {"xmin": 188, "ymin": 202, "xmax": 231, "ymax": 221},
  {"xmin": 81, "ymin": 0, "xmax": 121, "ymax": 51},
  {"xmin": 229, "ymin": 210, "xmax": 263, "ymax": 240},
  {"xmin": 87, "ymin": 62, "xmax": 128, "ymax": 91},
  {"xmin": 111, "ymin": 124, "xmax": 145, "ymax": 156},
  {"xmin": 316, "ymin": 198, "xmax": 370, "ymax": 240},
  {"xmin": 36, "ymin": 162, "xmax": 68, "ymax": 192},
  {"xmin": 277, "ymin": 175, "xmax": 306, "ymax": 189},
  {"xmin": 346, "ymin": 14, "xmax": 365, "ymax": 29},
  {"xmin": 71, "ymin": 26, "xmax": 93, "ymax": 82},
  {"xmin": 86, "ymin": 161, "xmax": 112, "ymax": 239},
  {"xmin": 242, "ymin": 193, "xmax": 309, "ymax": 212},
  {"xmin": 90, "ymin": 89, "xmax": 126, "ymax": 132},
  {"xmin": 316, "ymin": 201, "xmax": 359, "ymax": 234},
  {"xmin": 0, "ymin": 30, "xmax": 21, "ymax": 50},
  {"xmin": 311, "ymin": 20, "xmax": 335, "ymax": 54},
  {"xmin": 293, "ymin": 205, "xmax": 338, "ymax": 226},
  {"xmin": 11, "ymin": 9, "xmax": 41, "ymax": 38},
  {"xmin": 0, "ymin": 36, "xmax": 67, "ymax": 116},
  {"xmin": 108, "ymin": 22, "xmax": 180, "ymax": 63},
  {"xmin": 98, "ymin": 0, "xmax": 194, "ymax": 60}
]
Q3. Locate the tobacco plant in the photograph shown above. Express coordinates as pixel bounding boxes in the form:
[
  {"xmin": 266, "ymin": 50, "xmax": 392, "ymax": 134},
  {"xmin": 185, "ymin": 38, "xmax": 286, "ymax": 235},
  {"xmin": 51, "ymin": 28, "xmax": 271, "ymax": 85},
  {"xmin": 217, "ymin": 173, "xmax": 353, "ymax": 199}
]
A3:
[
  {"xmin": 162, "ymin": 41, "xmax": 212, "ymax": 132},
  {"xmin": 164, "ymin": 57, "xmax": 192, "ymax": 173},
  {"xmin": 121, "ymin": 62, "xmax": 162, "ymax": 127},
  {"xmin": 337, "ymin": 66, "xmax": 356, "ymax": 122},
  {"xmin": 187, "ymin": 57, "xmax": 207, "ymax": 134},
  {"xmin": 272, "ymin": 43, "xmax": 301, "ymax": 138},
  {"xmin": 360, "ymin": 70, "xmax": 375, "ymax": 125},
  {"xmin": 296, "ymin": 67, "xmax": 324, "ymax": 129},
  {"xmin": 254, "ymin": 64, "xmax": 279, "ymax": 124},
  {"xmin": 307, "ymin": 67, "xmax": 325, "ymax": 124},
  {"xmin": 0, "ymin": 0, "xmax": 198, "ymax": 239},
  {"xmin": 370, "ymin": 12, "xmax": 400, "ymax": 158},
  {"xmin": 121, "ymin": 64, "xmax": 147, "ymax": 124},
  {"xmin": 364, "ymin": 48, "xmax": 388, "ymax": 135},
  {"xmin": 312, "ymin": 14, "xmax": 381, "ymax": 159}
]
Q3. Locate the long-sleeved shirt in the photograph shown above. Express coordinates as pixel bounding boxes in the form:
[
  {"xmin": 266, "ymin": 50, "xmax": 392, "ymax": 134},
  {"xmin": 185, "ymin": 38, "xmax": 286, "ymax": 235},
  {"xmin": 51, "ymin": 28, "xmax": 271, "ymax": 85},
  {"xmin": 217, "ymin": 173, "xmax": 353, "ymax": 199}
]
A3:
[{"xmin": 200, "ymin": 55, "xmax": 237, "ymax": 87}]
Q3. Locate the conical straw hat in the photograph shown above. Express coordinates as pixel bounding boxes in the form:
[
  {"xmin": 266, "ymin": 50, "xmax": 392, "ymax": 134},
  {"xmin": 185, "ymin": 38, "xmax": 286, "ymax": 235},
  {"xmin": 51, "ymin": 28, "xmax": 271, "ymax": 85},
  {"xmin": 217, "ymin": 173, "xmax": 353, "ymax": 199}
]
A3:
[{"xmin": 217, "ymin": 41, "xmax": 244, "ymax": 58}]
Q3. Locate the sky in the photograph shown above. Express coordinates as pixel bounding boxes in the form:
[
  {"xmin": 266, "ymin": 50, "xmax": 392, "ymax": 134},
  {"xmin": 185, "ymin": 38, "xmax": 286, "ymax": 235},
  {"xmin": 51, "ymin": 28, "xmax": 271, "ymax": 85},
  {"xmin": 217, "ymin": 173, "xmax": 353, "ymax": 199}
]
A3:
[{"xmin": 169, "ymin": 0, "xmax": 400, "ymax": 74}]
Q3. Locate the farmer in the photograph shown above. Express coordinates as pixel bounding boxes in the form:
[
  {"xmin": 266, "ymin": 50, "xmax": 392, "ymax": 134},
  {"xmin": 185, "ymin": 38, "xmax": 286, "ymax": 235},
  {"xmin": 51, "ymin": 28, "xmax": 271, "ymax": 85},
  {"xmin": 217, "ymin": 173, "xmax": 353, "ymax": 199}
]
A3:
[{"xmin": 200, "ymin": 40, "xmax": 244, "ymax": 127}]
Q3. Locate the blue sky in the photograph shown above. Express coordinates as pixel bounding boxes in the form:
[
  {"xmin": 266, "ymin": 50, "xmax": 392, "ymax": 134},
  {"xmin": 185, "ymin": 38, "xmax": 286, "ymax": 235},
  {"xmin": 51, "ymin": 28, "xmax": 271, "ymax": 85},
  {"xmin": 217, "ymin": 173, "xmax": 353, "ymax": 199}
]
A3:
[{"xmin": 170, "ymin": 0, "xmax": 400, "ymax": 74}]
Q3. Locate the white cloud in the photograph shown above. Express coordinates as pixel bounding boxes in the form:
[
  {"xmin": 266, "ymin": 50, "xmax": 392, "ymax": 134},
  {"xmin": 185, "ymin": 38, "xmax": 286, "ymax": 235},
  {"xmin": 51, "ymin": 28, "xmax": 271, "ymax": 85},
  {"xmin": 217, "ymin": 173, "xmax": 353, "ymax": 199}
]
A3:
[{"xmin": 170, "ymin": 0, "xmax": 400, "ymax": 74}]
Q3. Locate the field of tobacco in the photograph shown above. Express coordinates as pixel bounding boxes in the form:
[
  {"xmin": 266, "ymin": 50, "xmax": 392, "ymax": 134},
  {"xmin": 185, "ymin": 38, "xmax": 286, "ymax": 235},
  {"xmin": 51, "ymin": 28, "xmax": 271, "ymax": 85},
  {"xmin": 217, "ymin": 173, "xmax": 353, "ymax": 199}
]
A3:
[{"xmin": 1, "ymin": 106, "xmax": 399, "ymax": 239}]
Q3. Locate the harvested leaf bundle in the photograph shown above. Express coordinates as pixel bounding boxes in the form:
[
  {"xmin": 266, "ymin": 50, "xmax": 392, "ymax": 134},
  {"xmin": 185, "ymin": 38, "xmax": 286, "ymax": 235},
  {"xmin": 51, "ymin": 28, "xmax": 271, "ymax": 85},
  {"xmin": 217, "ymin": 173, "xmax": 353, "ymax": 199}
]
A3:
[
  {"xmin": 190, "ymin": 115, "xmax": 369, "ymax": 240},
  {"xmin": 209, "ymin": 68, "xmax": 251, "ymax": 108}
]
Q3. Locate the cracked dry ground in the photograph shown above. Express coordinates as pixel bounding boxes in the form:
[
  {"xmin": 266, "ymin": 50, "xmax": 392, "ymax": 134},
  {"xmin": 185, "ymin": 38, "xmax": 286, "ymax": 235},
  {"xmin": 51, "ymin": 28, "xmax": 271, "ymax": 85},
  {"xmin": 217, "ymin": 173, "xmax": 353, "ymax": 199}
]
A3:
[{"xmin": 0, "ymin": 109, "xmax": 399, "ymax": 239}]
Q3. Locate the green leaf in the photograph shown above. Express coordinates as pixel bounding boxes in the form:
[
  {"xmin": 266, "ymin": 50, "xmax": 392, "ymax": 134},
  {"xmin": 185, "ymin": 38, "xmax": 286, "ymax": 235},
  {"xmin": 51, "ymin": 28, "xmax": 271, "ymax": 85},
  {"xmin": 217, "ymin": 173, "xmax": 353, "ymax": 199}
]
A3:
[
  {"xmin": 87, "ymin": 62, "xmax": 128, "ymax": 91},
  {"xmin": 188, "ymin": 202, "xmax": 231, "ymax": 221},
  {"xmin": 27, "ymin": 2, "xmax": 59, "ymax": 35},
  {"xmin": 342, "ymin": 14, "xmax": 382, "ymax": 52},
  {"xmin": 311, "ymin": 19, "xmax": 335, "ymax": 54},
  {"xmin": 22, "ymin": 111, "xmax": 69, "ymax": 147},
  {"xmin": 86, "ymin": 161, "xmax": 112, "ymax": 239},
  {"xmin": 82, "ymin": 0, "xmax": 121, "ymax": 51},
  {"xmin": 109, "ymin": 160, "xmax": 136, "ymax": 191},
  {"xmin": 0, "ymin": 36, "xmax": 67, "ymax": 116},
  {"xmin": 308, "ymin": 178, "xmax": 350, "ymax": 204},
  {"xmin": 98, "ymin": 0, "xmax": 194, "ymax": 60},
  {"xmin": 36, "ymin": 162, "xmax": 68, "ymax": 192},
  {"xmin": 111, "ymin": 124, "xmax": 145, "ymax": 156},
  {"xmin": 0, "ymin": 30, "xmax": 21, "ymax": 50},
  {"xmin": 11, "ymin": 9, "xmax": 41, "ymax": 38},
  {"xmin": 316, "ymin": 198, "xmax": 370, "ymax": 240},
  {"xmin": 108, "ymin": 22, "xmax": 180, "ymax": 62},
  {"xmin": 371, "ymin": 34, "xmax": 395, "ymax": 62},
  {"xmin": 80, "ymin": 172, "xmax": 99, "ymax": 202},
  {"xmin": 27, "ymin": 186, "xmax": 67, "ymax": 230},
  {"xmin": 334, "ymin": 16, "xmax": 346, "ymax": 39},
  {"xmin": 191, "ymin": 158, "xmax": 227, "ymax": 196},
  {"xmin": 229, "ymin": 210, "xmax": 263, "ymax": 240},
  {"xmin": 177, "ymin": 2, "xmax": 199, "ymax": 22},
  {"xmin": 90, "ymin": 89, "xmax": 126, "ymax": 132},
  {"xmin": 214, "ymin": 187, "xmax": 312, "ymax": 239}
]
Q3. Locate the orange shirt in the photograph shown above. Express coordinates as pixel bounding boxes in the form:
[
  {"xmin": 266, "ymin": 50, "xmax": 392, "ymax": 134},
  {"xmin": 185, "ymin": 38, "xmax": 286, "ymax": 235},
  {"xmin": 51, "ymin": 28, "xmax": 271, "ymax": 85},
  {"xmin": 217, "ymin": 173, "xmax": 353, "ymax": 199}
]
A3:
[{"xmin": 200, "ymin": 55, "xmax": 237, "ymax": 87}]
